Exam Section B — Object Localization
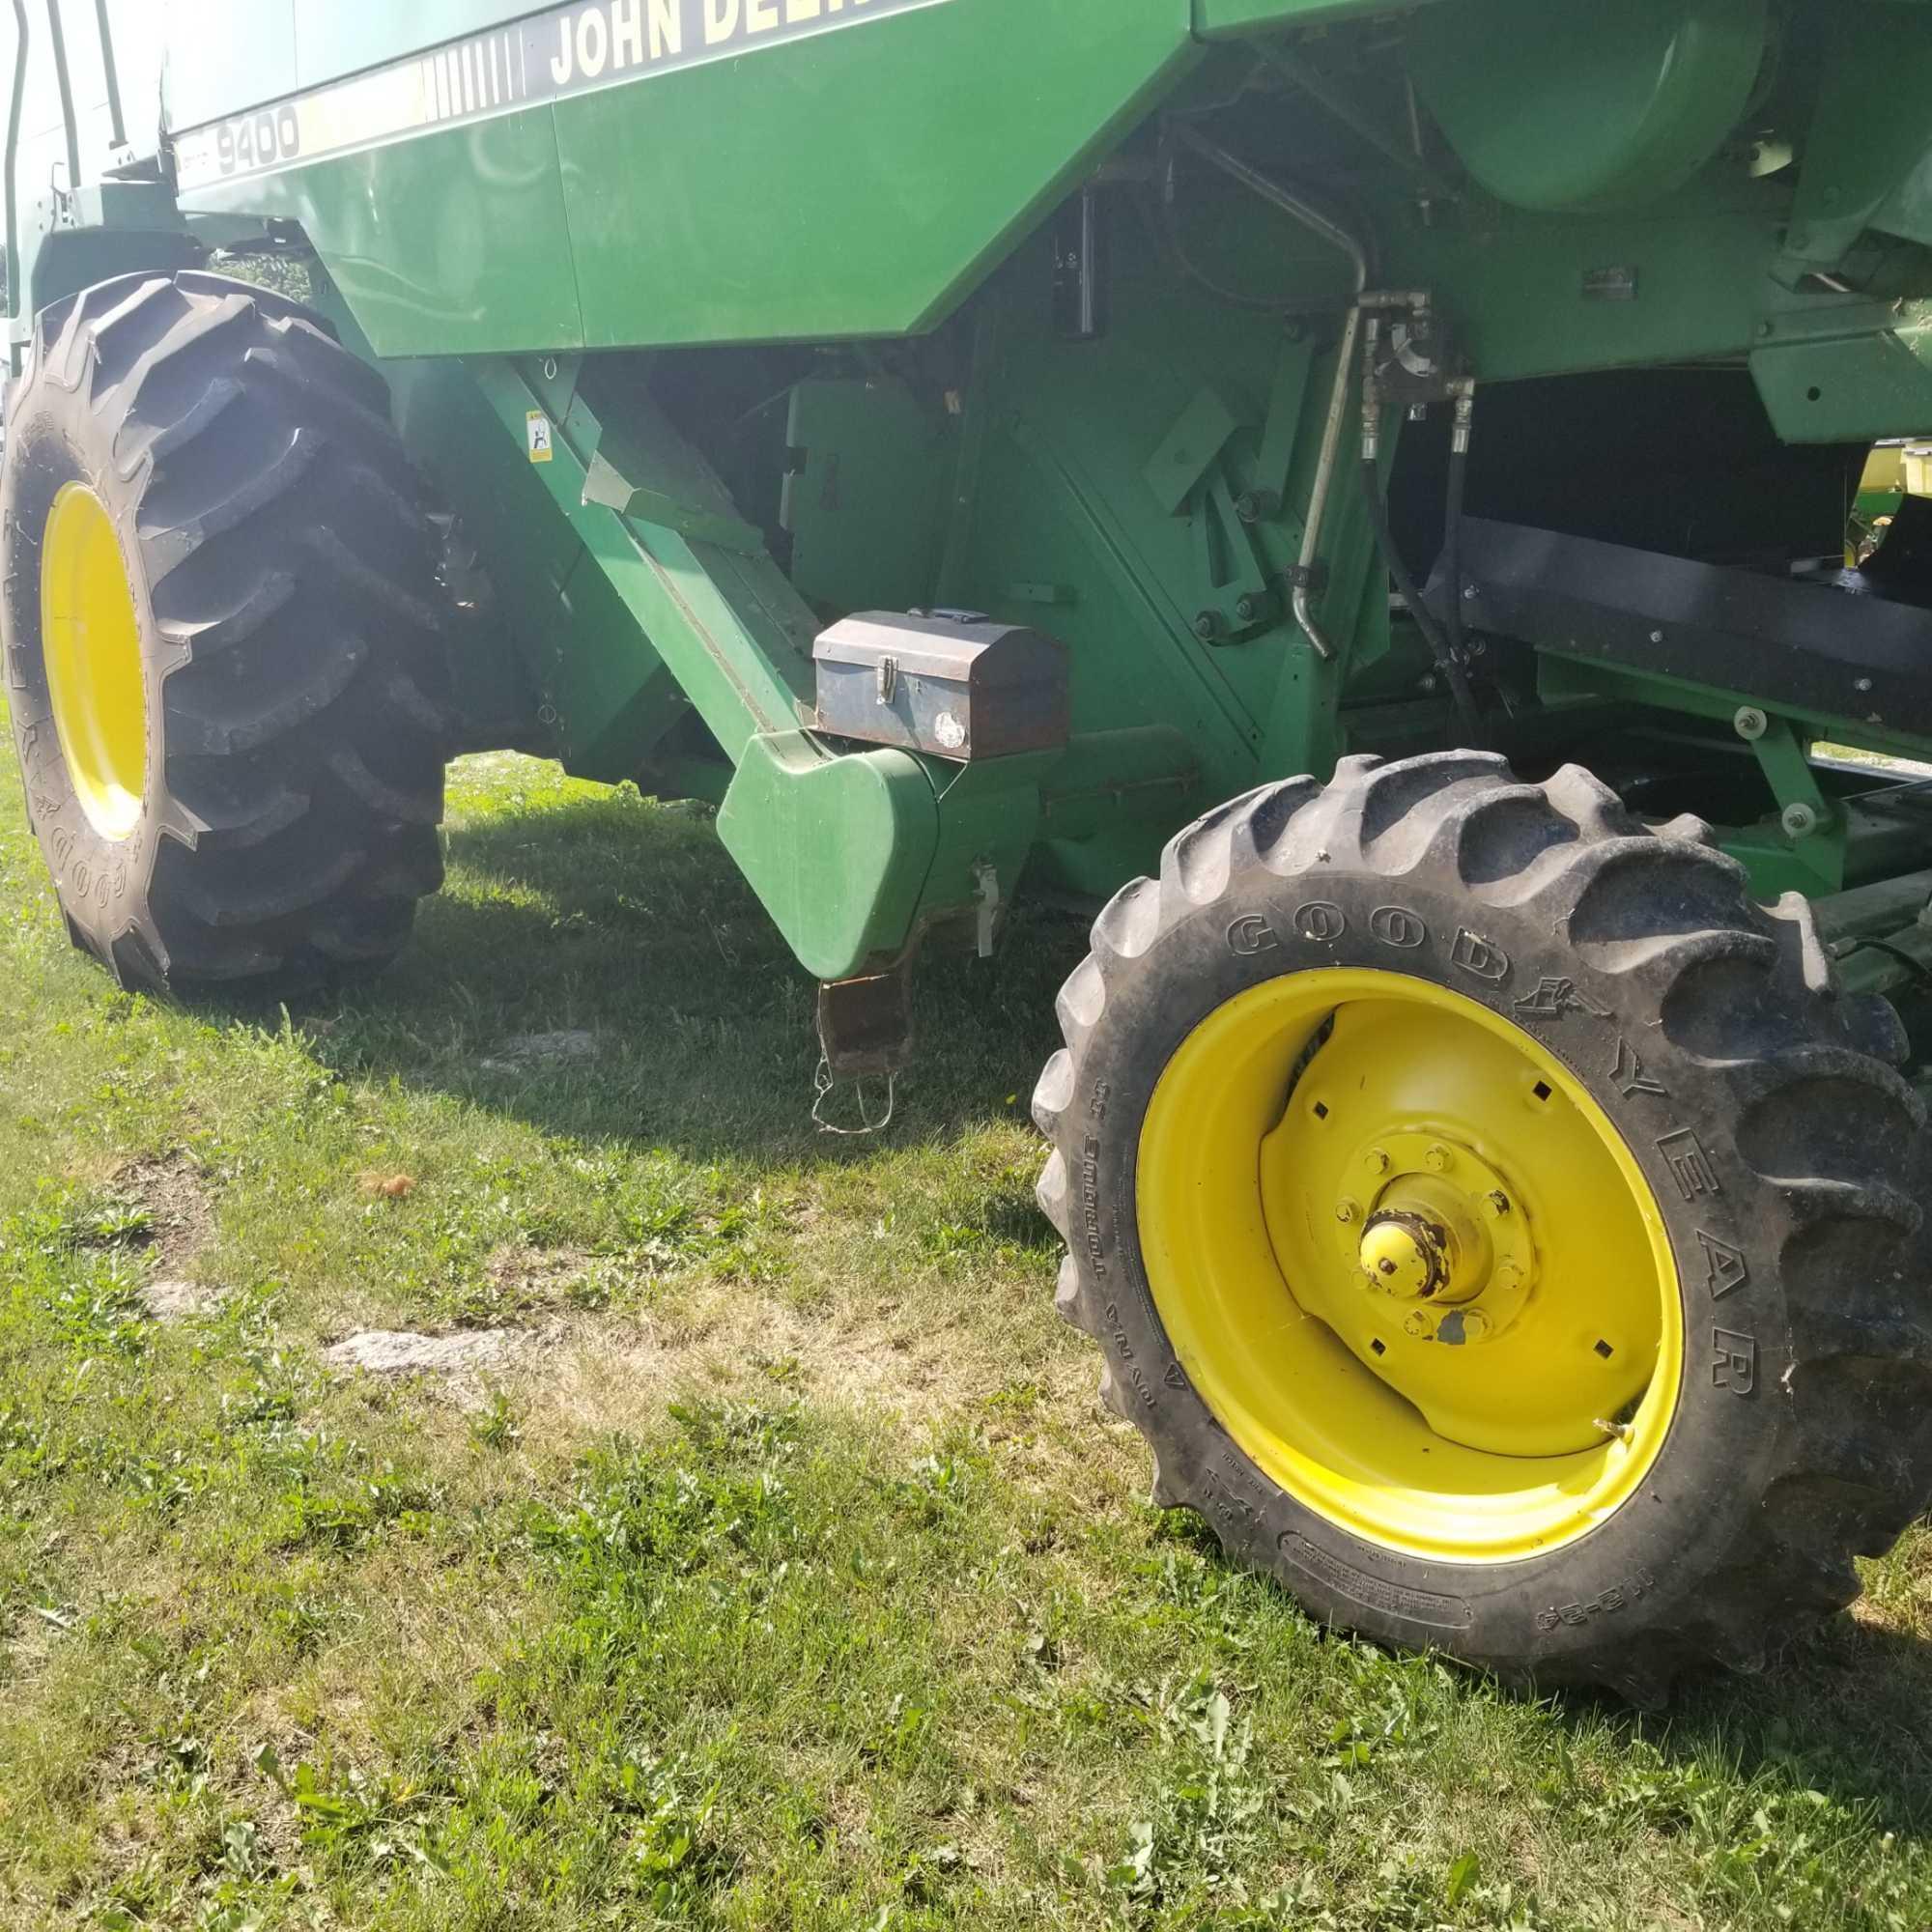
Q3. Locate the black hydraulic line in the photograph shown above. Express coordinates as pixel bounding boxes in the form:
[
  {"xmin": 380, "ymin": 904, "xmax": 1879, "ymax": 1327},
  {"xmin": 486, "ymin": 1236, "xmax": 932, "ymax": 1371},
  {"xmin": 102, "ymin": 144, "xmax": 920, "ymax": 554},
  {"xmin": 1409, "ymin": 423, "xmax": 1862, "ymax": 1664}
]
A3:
[
  {"xmin": 5, "ymin": 0, "xmax": 26, "ymax": 325},
  {"xmin": 91, "ymin": 0, "xmax": 124, "ymax": 149},
  {"xmin": 1358, "ymin": 455, "xmax": 1487, "ymax": 747},
  {"xmin": 1442, "ymin": 437, "xmax": 1469, "ymax": 667},
  {"xmin": 43, "ymin": 0, "xmax": 79, "ymax": 193}
]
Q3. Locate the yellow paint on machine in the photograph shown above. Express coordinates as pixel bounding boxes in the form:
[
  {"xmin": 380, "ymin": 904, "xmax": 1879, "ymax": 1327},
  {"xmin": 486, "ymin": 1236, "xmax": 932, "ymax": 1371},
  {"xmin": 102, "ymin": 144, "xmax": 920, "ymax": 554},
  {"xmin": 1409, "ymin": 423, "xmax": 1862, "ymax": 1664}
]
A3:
[
  {"xmin": 40, "ymin": 484, "xmax": 148, "ymax": 842},
  {"xmin": 1137, "ymin": 968, "xmax": 1682, "ymax": 1564}
]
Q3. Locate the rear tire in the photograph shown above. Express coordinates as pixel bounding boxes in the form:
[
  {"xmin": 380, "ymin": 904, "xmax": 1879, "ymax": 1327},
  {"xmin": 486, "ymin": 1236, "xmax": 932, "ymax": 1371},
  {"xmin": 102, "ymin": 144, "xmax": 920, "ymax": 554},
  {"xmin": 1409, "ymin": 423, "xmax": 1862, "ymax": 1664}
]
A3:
[
  {"xmin": 1, "ymin": 269, "xmax": 448, "ymax": 993},
  {"xmin": 1035, "ymin": 751, "xmax": 1932, "ymax": 1702}
]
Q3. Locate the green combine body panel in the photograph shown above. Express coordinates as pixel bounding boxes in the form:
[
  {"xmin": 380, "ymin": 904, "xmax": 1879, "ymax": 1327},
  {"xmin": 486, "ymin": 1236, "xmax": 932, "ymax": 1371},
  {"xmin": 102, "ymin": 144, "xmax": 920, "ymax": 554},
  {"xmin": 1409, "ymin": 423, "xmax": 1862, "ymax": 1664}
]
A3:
[
  {"xmin": 52, "ymin": 0, "xmax": 1919, "ymax": 981},
  {"xmin": 13, "ymin": 0, "xmax": 1932, "ymax": 1699}
]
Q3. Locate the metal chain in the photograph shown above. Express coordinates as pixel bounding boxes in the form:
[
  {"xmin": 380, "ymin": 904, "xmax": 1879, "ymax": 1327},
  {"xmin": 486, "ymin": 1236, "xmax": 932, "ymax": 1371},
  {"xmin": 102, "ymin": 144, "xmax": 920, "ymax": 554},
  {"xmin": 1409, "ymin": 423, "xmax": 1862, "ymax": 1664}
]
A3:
[{"xmin": 810, "ymin": 1055, "xmax": 896, "ymax": 1137}]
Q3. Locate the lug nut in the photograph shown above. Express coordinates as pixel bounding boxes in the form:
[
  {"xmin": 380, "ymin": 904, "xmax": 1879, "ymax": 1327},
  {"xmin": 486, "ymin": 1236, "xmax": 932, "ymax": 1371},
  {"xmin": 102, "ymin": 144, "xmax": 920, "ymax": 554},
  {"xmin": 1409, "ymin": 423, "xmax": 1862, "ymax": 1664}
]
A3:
[
  {"xmin": 1426, "ymin": 1143, "xmax": 1453, "ymax": 1173},
  {"xmin": 1335, "ymin": 1198, "xmax": 1361, "ymax": 1225},
  {"xmin": 1460, "ymin": 1308, "xmax": 1492, "ymax": 1343},
  {"xmin": 1364, "ymin": 1148, "xmax": 1390, "ymax": 1176},
  {"xmin": 1403, "ymin": 1310, "xmax": 1434, "ymax": 1339}
]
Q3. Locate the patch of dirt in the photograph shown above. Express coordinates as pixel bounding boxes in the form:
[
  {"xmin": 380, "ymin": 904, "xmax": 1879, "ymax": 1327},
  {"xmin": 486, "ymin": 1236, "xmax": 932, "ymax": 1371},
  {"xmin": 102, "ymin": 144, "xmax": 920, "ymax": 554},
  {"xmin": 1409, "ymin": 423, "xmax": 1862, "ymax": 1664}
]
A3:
[
  {"xmin": 476, "ymin": 1031, "xmax": 600, "ymax": 1073},
  {"xmin": 139, "ymin": 1280, "xmax": 226, "ymax": 1322},
  {"xmin": 321, "ymin": 1326, "xmax": 569, "ymax": 1413},
  {"xmin": 535, "ymin": 1292, "xmax": 1001, "ymax": 1445},
  {"xmin": 112, "ymin": 1151, "xmax": 214, "ymax": 1274},
  {"xmin": 323, "ymin": 1328, "xmax": 544, "ymax": 1379}
]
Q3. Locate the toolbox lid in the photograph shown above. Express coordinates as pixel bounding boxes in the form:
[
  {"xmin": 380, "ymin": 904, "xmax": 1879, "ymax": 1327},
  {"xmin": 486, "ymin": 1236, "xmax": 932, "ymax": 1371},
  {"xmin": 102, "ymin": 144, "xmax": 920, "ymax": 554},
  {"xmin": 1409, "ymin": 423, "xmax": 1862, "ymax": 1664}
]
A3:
[{"xmin": 813, "ymin": 611, "xmax": 1065, "ymax": 686}]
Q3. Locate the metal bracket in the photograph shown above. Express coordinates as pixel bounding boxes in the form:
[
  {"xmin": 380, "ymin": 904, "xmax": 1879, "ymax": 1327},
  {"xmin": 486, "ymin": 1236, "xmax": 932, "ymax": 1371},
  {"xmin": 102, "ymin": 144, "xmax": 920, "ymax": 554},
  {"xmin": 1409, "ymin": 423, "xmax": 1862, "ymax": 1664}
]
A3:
[
  {"xmin": 1145, "ymin": 384, "xmax": 1239, "ymax": 516},
  {"xmin": 582, "ymin": 440, "xmax": 767, "ymax": 554},
  {"xmin": 1740, "ymin": 714, "xmax": 1836, "ymax": 843},
  {"xmin": 972, "ymin": 858, "xmax": 1002, "ymax": 958},
  {"xmin": 816, "ymin": 958, "xmax": 917, "ymax": 1083}
]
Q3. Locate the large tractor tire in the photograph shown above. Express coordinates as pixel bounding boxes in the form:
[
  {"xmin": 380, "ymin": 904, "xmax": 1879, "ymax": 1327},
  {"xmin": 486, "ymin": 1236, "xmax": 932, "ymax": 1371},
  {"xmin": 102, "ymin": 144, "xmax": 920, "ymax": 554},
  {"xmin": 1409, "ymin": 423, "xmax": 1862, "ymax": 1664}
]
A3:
[
  {"xmin": 1035, "ymin": 751, "xmax": 1932, "ymax": 1701},
  {"xmin": 1, "ymin": 270, "xmax": 447, "ymax": 994}
]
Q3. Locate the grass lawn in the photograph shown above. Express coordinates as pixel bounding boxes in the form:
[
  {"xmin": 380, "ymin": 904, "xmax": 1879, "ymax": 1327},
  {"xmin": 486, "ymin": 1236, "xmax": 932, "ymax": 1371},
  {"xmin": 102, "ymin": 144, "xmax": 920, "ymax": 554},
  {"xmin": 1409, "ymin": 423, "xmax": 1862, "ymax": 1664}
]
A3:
[{"xmin": 0, "ymin": 741, "xmax": 1930, "ymax": 1930}]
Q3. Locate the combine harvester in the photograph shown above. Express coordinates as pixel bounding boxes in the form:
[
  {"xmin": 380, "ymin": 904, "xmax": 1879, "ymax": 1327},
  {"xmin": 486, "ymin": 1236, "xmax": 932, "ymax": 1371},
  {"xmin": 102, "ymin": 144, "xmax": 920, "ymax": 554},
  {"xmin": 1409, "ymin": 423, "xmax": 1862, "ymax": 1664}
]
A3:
[{"xmin": 7, "ymin": 0, "xmax": 1932, "ymax": 1701}]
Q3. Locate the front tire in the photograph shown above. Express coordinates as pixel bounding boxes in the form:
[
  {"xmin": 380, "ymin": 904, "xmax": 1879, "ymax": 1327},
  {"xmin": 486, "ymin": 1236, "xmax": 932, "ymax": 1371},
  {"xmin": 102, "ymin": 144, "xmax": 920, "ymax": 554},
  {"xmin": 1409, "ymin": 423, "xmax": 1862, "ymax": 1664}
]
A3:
[
  {"xmin": 1035, "ymin": 751, "xmax": 1932, "ymax": 1701},
  {"xmin": 1, "ymin": 270, "xmax": 448, "ymax": 993}
]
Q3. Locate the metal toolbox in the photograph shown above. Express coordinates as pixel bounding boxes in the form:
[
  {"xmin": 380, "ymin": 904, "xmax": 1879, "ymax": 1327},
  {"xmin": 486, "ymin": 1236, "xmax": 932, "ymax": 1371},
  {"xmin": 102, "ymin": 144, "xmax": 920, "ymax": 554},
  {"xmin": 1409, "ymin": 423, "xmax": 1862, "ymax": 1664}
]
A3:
[{"xmin": 812, "ymin": 611, "xmax": 1069, "ymax": 761}]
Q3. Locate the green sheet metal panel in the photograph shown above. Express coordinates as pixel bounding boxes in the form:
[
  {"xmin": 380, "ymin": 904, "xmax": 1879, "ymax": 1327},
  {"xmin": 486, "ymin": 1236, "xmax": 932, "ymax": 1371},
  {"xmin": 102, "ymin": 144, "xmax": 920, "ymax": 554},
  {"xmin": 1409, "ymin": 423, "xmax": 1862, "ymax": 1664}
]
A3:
[
  {"xmin": 158, "ymin": 0, "xmax": 292, "ymax": 128},
  {"xmin": 1407, "ymin": 0, "xmax": 1768, "ymax": 213},
  {"xmin": 1785, "ymin": 5, "xmax": 1932, "ymax": 270},
  {"xmin": 166, "ymin": 0, "xmax": 1204, "ymax": 353},
  {"xmin": 553, "ymin": 0, "xmax": 1195, "ymax": 346},
  {"xmin": 191, "ymin": 110, "xmax": 587, "ymax": 354},
  {"xmin": 1383, "ymin": 180, "xmax": 1791, "ymax": 381}
]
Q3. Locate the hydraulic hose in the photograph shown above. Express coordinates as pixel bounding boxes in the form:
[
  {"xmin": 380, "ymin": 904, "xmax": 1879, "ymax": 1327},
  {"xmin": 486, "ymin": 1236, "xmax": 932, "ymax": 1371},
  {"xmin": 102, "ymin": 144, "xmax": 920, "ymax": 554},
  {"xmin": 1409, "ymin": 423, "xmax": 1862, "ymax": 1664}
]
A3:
[
  {"xmin": 1442, "ymin": 434, "xmax": 1468, "ymax": 668},
  {"xmin": 1358, "ymin": 455, "xmax": 1486, "ymax": 748},
  {"xmin": 1163, "ymin": 121, "xmax": 1376, "ymax": 662}
]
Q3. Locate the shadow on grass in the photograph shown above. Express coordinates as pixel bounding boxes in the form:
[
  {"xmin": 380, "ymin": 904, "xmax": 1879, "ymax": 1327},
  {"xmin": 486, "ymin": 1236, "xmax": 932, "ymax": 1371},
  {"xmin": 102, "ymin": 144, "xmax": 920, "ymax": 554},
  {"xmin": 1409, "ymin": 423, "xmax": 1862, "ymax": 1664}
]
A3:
[
  {"xmin": 210, "ymin": 781, "xmax": 1932, "ymax": 1806},
  {"xmin": 298, "ymin": 790, "xmax": 1092, "ymax": 1164},
  {"xmin": 1600, "ymin": 1615, "xmax": 1932, "ymax": 1839}
]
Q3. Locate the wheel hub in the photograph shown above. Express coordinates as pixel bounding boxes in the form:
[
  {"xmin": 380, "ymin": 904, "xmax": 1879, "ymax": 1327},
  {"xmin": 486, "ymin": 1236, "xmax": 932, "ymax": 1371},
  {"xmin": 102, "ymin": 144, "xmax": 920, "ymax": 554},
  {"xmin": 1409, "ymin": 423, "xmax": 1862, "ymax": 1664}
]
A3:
[
  {"xmin": 1358, "ymin": 1211, "xmax": 1445, "ymax": 1300},
  {"xmin": 1332, "ymin": 1129, "xmax": 1532, "ymax": 1346},
  {"xmin": 1136, "ymin": 968, "xmax": 1681, "ymax": 1561}
]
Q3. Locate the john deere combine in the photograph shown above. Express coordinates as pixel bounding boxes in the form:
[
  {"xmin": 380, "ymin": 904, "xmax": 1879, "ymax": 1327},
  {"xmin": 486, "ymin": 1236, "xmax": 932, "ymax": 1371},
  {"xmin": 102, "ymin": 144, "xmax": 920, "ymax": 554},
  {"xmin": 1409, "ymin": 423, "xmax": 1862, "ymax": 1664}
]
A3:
[{"xmin": 8, "ymin": 0, "xmax": 1932, "ymax": 1701}]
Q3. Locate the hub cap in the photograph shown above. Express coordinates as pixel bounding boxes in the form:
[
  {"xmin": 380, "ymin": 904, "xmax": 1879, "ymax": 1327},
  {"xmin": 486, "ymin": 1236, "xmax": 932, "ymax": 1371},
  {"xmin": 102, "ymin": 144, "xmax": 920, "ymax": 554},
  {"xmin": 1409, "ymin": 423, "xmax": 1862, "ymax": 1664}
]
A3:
[
  {"xmin": 1137, "ymin": 968, "xmax": 1682, "ymax": 1562},
  {"xmin": 42, "ymin": 482, "xmax": 147, "ymax": 840}
]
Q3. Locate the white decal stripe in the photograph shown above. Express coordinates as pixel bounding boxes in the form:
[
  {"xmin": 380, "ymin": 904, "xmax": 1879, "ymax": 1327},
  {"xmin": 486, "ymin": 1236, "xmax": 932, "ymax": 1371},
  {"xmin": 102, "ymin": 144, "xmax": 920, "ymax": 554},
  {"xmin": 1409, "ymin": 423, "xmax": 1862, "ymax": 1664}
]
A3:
[{"xmin": 174, "ymin": 0, "xmax": 954, "ymax": 196}]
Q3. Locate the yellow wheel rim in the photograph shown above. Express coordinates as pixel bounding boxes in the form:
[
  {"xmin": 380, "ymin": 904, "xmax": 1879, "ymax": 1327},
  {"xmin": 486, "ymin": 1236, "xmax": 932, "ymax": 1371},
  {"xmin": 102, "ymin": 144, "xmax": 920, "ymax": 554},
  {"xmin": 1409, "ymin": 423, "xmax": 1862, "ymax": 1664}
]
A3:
[
  {"xmin": 41, "ymin": 482, "xmax": 148, "ymax": 841},
  {"xmin": 1138, "ymin": 968, "xmax": 1682, "ymax": 1563}
]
